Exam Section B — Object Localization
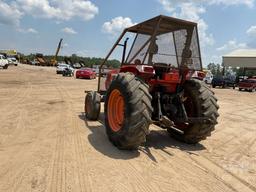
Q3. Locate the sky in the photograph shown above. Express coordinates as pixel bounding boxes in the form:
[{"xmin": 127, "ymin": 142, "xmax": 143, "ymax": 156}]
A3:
[{"xmin": 0, "ymin": 0, "xmax": 256, "ymax": 66}]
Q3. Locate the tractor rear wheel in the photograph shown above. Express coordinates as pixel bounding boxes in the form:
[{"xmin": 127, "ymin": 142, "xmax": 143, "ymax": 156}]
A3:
[
  {"xmin": 104, "ymin": 73, "xmax": 153, "ymax": 149},
  {"xmin": 168, "ymin": 79, "xmax": 219, "ymax": 144},
  {"xmin": 84, "ymin": 91, "xmax": 101, "ymax": 120}
]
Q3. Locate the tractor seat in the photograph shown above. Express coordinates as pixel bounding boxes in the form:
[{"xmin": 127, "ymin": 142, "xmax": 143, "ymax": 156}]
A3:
[
  {"xmin": 134, "ymin": 59, "xmax": 142, "ymax": 65},
  {"xmin": 153, "ymin": 63, "xmax": 171, "ymax": 78}
]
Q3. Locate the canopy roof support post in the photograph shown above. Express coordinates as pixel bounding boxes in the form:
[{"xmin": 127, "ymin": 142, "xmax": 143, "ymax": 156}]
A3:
[{"xmin": 97, "ymin": 29, "xmax": 127, "ymax": 92}]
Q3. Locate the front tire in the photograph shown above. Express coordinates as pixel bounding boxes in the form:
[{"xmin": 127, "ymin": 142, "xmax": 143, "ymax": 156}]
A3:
[
  {"xmin": 84, "ymin": 91, "xmax": 101, "ymax": 120},
  {"xmin": 168, "ymin": 79, "xmax": 219, "ymax": 144},
  {"xmin": 105, "ymin": 73, "xmax": 153, "ymax": 149}
]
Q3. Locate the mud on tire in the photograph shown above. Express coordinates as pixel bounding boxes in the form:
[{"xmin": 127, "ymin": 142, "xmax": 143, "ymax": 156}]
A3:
[
  {"xmin": 168, "ymin": 79, "xmax": 219, "ymax": 144},
  {"xmin": 105, "ymin": 73, "xmax": 153, "ymax": 150}
]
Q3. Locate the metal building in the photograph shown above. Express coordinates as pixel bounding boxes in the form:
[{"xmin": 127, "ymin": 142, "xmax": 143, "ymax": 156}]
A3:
[{"xmin": 223, "ymin": 49, "xmax": 256, "ymax": 68}]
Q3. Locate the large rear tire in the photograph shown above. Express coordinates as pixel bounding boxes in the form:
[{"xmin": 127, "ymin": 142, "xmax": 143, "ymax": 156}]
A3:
[
  {"xmin": 168, "ymin": 79, "xmax": 219, "ymax": 144},
  {"xmin": 84, "ymin": 91, "xmax": 101, "ymax": 120},
  {"xmin": 105, "ymin": 73, "xmax": 153, "ymax": 149}
]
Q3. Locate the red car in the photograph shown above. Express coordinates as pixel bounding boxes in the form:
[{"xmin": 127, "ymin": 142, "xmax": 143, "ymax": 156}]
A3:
[
  {"xmin": 76, "ymin": 68, "xmax": 96, "ymax": 79},
  {"xmin": 238, "ymin": 79, "xmax": 256, "ymax": 92}
]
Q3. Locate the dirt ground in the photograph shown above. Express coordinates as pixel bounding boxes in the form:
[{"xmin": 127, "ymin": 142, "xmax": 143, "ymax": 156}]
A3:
[{"xmin": 0, "ymin": 65, "xmax": 255, "ymax": 192}]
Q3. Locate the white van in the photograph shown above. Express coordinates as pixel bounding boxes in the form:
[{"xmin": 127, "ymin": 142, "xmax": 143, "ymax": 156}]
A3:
[
  {"xmin": 7, "ymin": 57, "xmax": 19, "ymax": 66},
  {"xmin": 204, "ymin": 71, "xmax": 213, "ymax": 84},
  {"xmin": 0, "ymin": 54, "xmax": 9, "ymax": 69}
]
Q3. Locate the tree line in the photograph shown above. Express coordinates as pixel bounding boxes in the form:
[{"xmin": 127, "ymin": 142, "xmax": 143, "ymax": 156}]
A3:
[
  {"xmin": 206, "ymin": 63, "xmax": 256, "ymax": 77},
  {"xmin": 20, "ymin": 53, "xmax": 121, "ymax": 69}
]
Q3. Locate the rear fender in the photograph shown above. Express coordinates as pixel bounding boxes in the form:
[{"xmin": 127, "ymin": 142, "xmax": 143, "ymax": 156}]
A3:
[
  {"xmin": 105, "ymin": 69, "xmax": 119, "ymax": 90},
  {"xmin": 120, "ymin": 65, "xmax": 155, "ymax": 80}
]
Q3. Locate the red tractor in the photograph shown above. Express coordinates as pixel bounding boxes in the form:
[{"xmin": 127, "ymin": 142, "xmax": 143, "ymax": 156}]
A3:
[{"xmin": 85, "ymin": 15, "xmax": 219, "ymax": 149}]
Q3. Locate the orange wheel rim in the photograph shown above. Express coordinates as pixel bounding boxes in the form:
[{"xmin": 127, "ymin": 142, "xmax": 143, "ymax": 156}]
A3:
[{"xmin": 107, "ymin": 89, "xmax": 125, "ymax": 132}]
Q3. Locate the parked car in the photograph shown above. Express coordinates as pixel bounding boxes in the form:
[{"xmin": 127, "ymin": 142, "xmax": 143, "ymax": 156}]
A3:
[
  {"xmin": 56, "ymin": 64, "xmax": 73, "ymax": 74},
  {"xmin": 203, "ymin": 71, "xmax": 213, "ymax": 84},
  {"xmin": 31, "ymin": 60, "xmax": 39, "ymax": 65},
  {"xmin": 62, "ymin": 66, "xmax": 74, "ymax": 77},
  {"xmin": 0, "ymin": 54, "xmax": 9, "ymax": 69},
  {"xmin": 237, "ymin": 76, "xmax": 248, "ymax": 82},
  {"xmin": 75, "ymin": 68, "xmax": 96, "ymax": 79},
  {"xmin": 238, "ymin": 79, "xmax": 256, "ymax": 92},
  {"xmin": 212, "ymin": 76, "xmax": 236, "ymax": 88},
  {"xmin": 7, "ymin": 57, "xmax": 18, "ymax": 66}
]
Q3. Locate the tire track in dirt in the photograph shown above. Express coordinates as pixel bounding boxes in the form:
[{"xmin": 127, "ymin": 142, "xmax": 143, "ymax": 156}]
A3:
[
  {"xmin": 222, "ymin": 135, "xmax": 256, "ymax": 161},
  {"xmin": 208, "ymin": 127, "xmax": 255, "ymax": 153},
  {"xmin": 43, "ymin": 84, "xmax": 91, "ymax": 192},
  {"xmin": 141, "ymin": 129, "xmax": 237, "ymax": 192},
  {"xmin": 47, "ymin": 86, "xmax": 67, "ymax": 192},
  {"xmin": 209, "ymin": 130, "xmax": 244, "ymax": 151},
  {"xmin": 191, "ymin": 154, "xmax": 256, "ymax": 192},
  {"xmin": 202, "ymin": 123, "xmax": 256, "ymax": 190},
  {"xmin": 61, "ymin": 86, "xmax": 162, "ymax": 192},
  {"xmin": 136, "ymin": 123, "xmax": 255, "ymax": 192},
  {"xmin": 81, "ymin": 119, "xmax": 160, "ymax": 192},
  {"xmin": 73, "ymin": 117, "xmax": 92, "ymax": 192},
  {"xmin": 91, "ymin": 113, "xmax": 160, "ymax": 191},
  {"xmin": 58, "ymin": 86, "xmax": 92, "ymax": 192}
]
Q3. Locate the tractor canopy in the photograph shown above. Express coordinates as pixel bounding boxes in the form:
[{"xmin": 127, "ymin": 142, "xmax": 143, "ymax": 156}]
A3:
[
  {"xmin": 98, "ymin": 15, "xmax": 203, "ymax": 92},
  {"xmin": 100, "ymin": 15, "xmax": 202, "ymax": 72}
]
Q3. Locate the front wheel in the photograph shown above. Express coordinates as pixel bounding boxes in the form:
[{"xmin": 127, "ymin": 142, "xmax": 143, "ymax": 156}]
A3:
[
  {"xmin": 168, "ymin": 79, "xmax": 219, "ymax": 144},
  {"xmin": 84, "ymin": 91, "xmax": 101, "ymax": 120},
  {"xmin": 104, "ymin": 73, "xmax": 153, "ymax": 149}
]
